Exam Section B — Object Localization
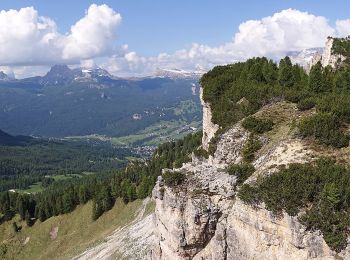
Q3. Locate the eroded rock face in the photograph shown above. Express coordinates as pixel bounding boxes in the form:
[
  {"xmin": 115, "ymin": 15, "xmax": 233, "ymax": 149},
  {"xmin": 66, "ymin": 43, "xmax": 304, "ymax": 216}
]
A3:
[
  {"xmin": 200, "ymin": 87, "xmax": 219, "ymax": 151},
  {"xmin": 309, "ymin": 37, "xmax": 346, "ymax": 69},
  {"xmin": 152, "ymin": 104, "xmax": 347, "ymax": 259}
]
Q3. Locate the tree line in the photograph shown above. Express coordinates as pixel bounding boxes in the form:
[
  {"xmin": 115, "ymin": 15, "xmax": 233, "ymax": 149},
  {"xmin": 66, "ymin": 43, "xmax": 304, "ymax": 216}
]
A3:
[{"xmin": 0, "ymin": 132, "xmax": 202, "ymax": 224}]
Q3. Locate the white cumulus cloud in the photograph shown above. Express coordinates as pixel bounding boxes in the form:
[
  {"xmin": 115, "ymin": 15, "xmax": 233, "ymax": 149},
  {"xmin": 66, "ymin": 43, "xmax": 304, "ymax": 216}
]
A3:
[
  {"xmin": 336, "ymin": 19, "xmax": 350, "ymax": 37},
  {"xmin": 102, "ymin": 9, "xmax": 347, "ymax": 76},
  {"xmin": 0, "ymin": 4, "xmax": 121, "ymax": 66},
  {"xmin": 1, "ymin": 7, "xmax": 350, "ymax": 78}
]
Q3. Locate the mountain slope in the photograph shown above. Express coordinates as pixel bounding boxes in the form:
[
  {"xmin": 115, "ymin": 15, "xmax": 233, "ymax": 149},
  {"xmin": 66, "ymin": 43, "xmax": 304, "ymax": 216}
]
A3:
[
  {"xmin": 151, "ymin": 37, "xmax": 350, "ymax": 259},
  {"xmin": 0, "ymin": 199, "xmax": 152, "ymax": 260},
  {"xmin": 0, "ymin": 129, "xmax": 32, "ymax": 146},
  {"xmin": 0, "ymin": 67, "xmax": 201, "ymax": 139}
]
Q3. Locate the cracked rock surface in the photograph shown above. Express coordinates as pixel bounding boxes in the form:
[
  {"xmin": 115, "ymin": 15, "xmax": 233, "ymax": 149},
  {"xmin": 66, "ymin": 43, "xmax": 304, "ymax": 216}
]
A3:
[{"xmin": 151, "ymin": 99, "xmax": 346, "ymax": 260}]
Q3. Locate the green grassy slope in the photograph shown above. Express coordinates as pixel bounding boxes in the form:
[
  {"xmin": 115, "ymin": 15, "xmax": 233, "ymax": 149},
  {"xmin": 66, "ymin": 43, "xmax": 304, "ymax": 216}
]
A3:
[{"xmin": 0, "ymin": 199, "xmax": 144, "ymax": 260}]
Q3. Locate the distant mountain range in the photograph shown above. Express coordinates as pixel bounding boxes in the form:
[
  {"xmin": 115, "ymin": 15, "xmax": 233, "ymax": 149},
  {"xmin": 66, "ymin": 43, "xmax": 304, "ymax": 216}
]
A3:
[
  {"xmin": 287, "ymin": 47, "xmax": 324, "ymax": 68},
  {"xmin": 0, "ymin": 65, "xmax": 202, "ymax": 140},
  {"xmin": 0, "ymin": 65, "xmax": 203, "ymax": 87},
  {"xmin": 0, "ymin": 129, "xmax": 33, "ymax": 146}
]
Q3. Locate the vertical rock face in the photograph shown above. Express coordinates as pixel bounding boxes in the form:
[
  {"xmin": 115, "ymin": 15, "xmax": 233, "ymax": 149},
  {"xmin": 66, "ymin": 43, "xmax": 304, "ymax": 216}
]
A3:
[
  {"xmin": 152, "ymin": 101, "xmax": 350, "ymax": 260},
  {"xmin": 309, "ymin": 37, "xmax": 346, "ymax": 69},
  {"xmin": 200, "ymin": 87, "xmax": 219, "ymax": 151}
]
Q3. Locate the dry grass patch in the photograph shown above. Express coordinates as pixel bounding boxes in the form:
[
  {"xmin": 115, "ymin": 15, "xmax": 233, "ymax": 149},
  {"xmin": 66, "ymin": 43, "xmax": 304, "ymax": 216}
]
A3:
[{"xmin": 0, "ymin": 199, "xmax": 143, "ymax": 260}]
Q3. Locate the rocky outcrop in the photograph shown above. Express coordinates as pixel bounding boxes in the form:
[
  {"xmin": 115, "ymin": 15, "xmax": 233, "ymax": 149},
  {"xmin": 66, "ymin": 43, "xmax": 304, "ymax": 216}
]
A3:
[
  {"xmin": 200, "ymin": 87, "xmax": 219, "ymax": 151},
  {"xmin": 152, "ymin": 101, "xmax": 347, "ymax": 260},
  {"xmin": 309, "ymin": 37, "xmax": 347, "ymax": 70}
]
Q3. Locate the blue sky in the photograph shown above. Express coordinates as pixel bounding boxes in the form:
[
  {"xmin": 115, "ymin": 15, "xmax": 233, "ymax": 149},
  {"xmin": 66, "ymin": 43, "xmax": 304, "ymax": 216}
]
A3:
[
  {"xmin": 1, "ymin": 0, "xmax": 349, "ymax": 56},
  {"xmin": 0, "ymin": 1, "xmax": 349, "ymax": 77}
]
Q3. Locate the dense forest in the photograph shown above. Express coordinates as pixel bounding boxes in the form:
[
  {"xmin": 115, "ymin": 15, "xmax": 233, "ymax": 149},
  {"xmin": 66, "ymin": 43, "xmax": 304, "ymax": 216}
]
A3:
[
  {"xmin": 201, "ymin": 51, "xmax": 350, "ymax": 149},
  {"xmin": 0, "ymin": 132, "xmax": 202, "ymax": 225},
  {"xmin": 0, "ymin": 136, "xmax": 135, "ymax": 192}
]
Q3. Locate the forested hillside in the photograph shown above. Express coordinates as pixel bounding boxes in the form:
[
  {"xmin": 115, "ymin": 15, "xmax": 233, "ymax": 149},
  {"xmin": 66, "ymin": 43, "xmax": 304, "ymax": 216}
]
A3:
[
  {"xmin": 201, "ymin": 54, "xmax": 350, "ymax": 149},
  {"xmin": 199, "ymin": 39, "xmax": 350, "ymax": 251},
  {"xmin": 0, "ymin": 131, "xmax": 202, "ymax": 235}
]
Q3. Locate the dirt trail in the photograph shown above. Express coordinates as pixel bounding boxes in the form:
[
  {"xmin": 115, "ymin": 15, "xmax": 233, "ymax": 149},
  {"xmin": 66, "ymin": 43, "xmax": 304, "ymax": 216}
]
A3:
[{"xmin": 73, "ymin": 198, "xmax": 155, "ymax": 260}]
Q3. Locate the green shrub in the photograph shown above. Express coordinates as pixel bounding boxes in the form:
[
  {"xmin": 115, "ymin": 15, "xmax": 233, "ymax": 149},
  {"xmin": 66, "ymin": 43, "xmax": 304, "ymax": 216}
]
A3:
[
  {"xmin": 238, "ymin": 158, "xmax": 350, "ymax": 252},
  {"xmin": 162, "ymin": 171, "xmax": 186, "ymax": 187},
  {"xmin": 284, "ymin": 89, "xmax": 303, "ymax": 103},
  {"xmin": 242, "ymin": 116, "xmax": 274, "ymax": 134},
  {"xmin": 316, "ymin": 94, "xmax": 350, "ymax": 122},
  {"xmin": 299, "ymin": 113, "xmax": 349, "ymax": 148},
  {"xmin": 297, "ymin": 98, "xmax": 315, "ymax": 111},
  {"xmin": 238, "ymin": 184, "xmax": 260, "ymax": 205},
  {"xmin": 207, "ymin": 129, "xmax": 225, "ymax": 156},
  {"xmin": 226, "ymin": 163, "xmax": 255, "ymax": 185},
  {"xmin": 193, "ymin": 148, "xmax": 209, "ymax": 159},
  {"xmin": 242, "ymin": 136, "xmax": 262, "ymax": 162}
]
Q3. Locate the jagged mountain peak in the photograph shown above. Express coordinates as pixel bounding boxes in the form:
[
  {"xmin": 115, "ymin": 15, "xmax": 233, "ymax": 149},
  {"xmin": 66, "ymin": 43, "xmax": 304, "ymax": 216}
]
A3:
[
  {"xmin": 155, "ymin": 68, "xmax": 205, "ymax": 80},
  {"xmin": 38, "ymin": 65, "xmax": 117, "ymax": 86}
]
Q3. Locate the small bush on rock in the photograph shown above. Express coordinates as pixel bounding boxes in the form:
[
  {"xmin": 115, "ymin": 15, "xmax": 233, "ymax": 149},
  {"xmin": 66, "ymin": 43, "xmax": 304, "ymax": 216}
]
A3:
[
  {"xmin": 242, "ymin": 116, "xmax": 274, "ymax": 134},
  {"xmin": 242, "ymin": 135, "xmax": 263, "ymax": 162},
  {"xmin": 297, "ymin": 98, "xmax": 316, "ymax": 111},
  {"xmin": 162, "ymin": 171, "xmax": 186, "ymax": 187},
  {"xmin": 226, "ymin": 163, "xmax": 255, "ymax": 185},
  {"xmin": 299, "ymin": 113, "xmax": 349, "ymax": 148}
]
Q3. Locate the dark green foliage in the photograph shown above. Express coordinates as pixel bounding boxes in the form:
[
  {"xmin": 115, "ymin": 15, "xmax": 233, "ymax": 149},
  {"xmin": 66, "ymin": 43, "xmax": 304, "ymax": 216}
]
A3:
[
  {"xmin": 162, "ymin": 171, "xmax": 186, "ymax": 187},
  {"xmin": 193, "ymin": 147, "xmax": 209, "ymax": 159},
  {"xmin": 299, "ymin": 113, "xmax": 349, "ymax": 148},
  {"xmin": 12, "ymin": 222, "xmax": 19, "ymax": 233},
  {"xmin": 92, "ymin": 185, "xmax": 114, "ymax": 220},
  {"xmin": 242, "ymin": 135, "xmax": 262, "ymax": 162},
  {"xmin": 279, "ymin": 56, "xmax": 295, "ymax": 88},
  {"xmin": 308, "ymin": 62, "xmax": 325, "ymax": 93},
  {"xmin": 297, "ymin": 98, "xmax": 315, "ymax": 111},
  {"xmin": 25, "ymin": 210, "xmax": 33, "ymax": 227},
  {"xmin": 237, "ymin": 184, "xmax": 260, "ymax": 205},
  {"xmin": 201, "ymin": 53, "xmax": 350, "ymax": 136},
  {"xmin": 334, "ymin": 69, "xmax": 350, "ymax": 92},
  {"xmin": 207, "ymin": 130, "xmax": 224, "ymax": 156},
  {"xmin": 0, "ymin": 131, "xmax": 202, "ymax": 223},
  {"xmin": 242, "ymin": 116, "xmax": 274, "ymax": 134},
  {"xmin": 155, "ymin": 131, "xmax": 202, "ymax": 168},
  {"xmin": 238, "ymin": 158, "xmax": 350, "ymax": 252},
  {"xmin": 226, "ymin": 163, "xmax": 255, "ymax": 185},
  {"xmin": 201, "ymin": 57, "xmax": 282, "ymax": 129},
  {"xmin": 0, "ymin": 138, "xmax": 134, "ymax": 192},
  {"xmin": 332, "ymin": 36, "xmax": 350, "ymax": 66},
  {"xmin": 316, "ymin": 94, "xmax": 350, "ymax": 122}
]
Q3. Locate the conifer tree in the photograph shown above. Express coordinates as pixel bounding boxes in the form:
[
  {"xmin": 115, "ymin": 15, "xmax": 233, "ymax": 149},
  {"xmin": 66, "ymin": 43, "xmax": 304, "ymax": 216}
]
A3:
[
  {"xmin": 278, "ymin": 56, "xmax": 294, "ymax": 88},
  {"xmin": 309, "ymin": 61, "xmax": 324, "ymax": 93}
]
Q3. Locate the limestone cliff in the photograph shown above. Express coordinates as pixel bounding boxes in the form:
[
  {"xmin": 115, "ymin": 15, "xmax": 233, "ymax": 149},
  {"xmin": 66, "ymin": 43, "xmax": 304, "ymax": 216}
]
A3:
[
  {"xmin": 200, "ymin": 87, "xmax": 219, "ymax": 151},
  {"xmin": 151, "ymin": 101, "xmax": 350, "ymax": 260},
  {"xmin": 309, "ymin": 37, "xmax": 347, "ymax": 69}
]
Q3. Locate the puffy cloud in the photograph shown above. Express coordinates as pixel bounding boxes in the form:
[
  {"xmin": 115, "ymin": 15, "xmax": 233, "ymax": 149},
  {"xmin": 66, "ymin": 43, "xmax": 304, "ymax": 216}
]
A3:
[
  {"xmin": 62, "ymin": 4, "xmax": 121, "ymax": 60},
  {"xmin": 0, "ymin": 4, "xmax": 121, "ymax": 66},
  {"xmin": 2, "ymin": 7, "xmax": 350, "ymax": 78},
  {"xmin": 102, "ymin": 9, "xmax": 344, "ymax": 76},
  {"xmin": 232, "ymin": 9, "xmax": 334, "ymax": 57},
  {"xmin": 336, "ymin": 19, "xmax": 350, "ymax": 37}
]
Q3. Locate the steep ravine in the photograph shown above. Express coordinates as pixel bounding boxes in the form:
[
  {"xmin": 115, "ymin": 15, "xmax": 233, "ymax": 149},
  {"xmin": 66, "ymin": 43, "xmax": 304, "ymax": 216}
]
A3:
[{"xmin": 151, "ymin": 96, "xmax": 350, "ymax": 259}]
